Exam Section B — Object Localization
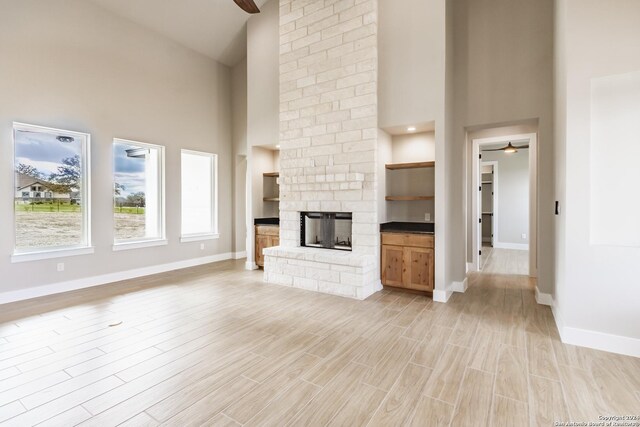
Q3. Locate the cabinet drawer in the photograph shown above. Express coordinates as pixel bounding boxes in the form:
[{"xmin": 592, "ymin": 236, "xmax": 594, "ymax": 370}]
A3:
[
  {"xmin": 381, "ymin": 232, "xmax": 433, "ymax": 248},
  {"xmin": 255, "ymin": 225, "xmax": 279, "ymax": 236}
]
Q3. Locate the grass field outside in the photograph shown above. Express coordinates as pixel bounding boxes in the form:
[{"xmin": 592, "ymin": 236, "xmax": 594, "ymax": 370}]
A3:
[
  {"xmin": 15, "ymin": 202, "xmax": 145, "ymax": 215},
  {"xmin": 14, "ymin": 203, "xmax": 146, "ymax": 248}
]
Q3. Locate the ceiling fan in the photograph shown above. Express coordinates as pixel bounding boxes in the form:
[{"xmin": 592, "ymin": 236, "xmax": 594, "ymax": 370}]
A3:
[
  {"xmin": 483, "ymin": 141, "xmax": 529, "ymax": 154},
  {"xmin": 233, "ymin": 0, "xmax": 260, "ymax": 13}
]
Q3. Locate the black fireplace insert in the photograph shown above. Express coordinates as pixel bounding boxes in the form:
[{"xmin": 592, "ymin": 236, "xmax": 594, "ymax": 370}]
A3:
[{"xmin": 300, "ymin": 212, "xmax": 352, "ymax": 251}]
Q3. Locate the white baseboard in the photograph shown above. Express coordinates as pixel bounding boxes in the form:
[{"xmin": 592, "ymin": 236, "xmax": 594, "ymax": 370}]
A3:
[
  {"xmin": 233, "ymin": 251, "xmax": 247, "ymax": 260},
  {"xmin": 432, "ymin": 289, "xmax": 452, "ymax": 303},
  {"xmin": 450, "ymin": 278, "xmax": 468, "ymax": 293},
  {"xmin": 561, "ymin": 324, "xmax": 640, "ymax": 359},
  {"xmin": 245, "ymin": 261, "xmax": 258, "ymax": 270},
  {"xmin": 0, "ymin": 252, "xmax": 235, "ymax": 306},
  {"xmin": 535, "ymin": 286, "xmax": 553, "ymax": 306},
  {"xmin": 549, "ymin": 295, "xmax": 640, "ymax": 358},
  {"xmin": 433, "ymin": 277, "xmax": 468, "ymax": 303},
  {"xmin": 494, "ymin": 242, "xmax": 529, "ymax": 250}
]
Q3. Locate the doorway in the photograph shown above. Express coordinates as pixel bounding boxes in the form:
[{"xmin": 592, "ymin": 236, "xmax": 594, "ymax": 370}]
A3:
[{"xmin": 472, "ymin": 133, "xmax": 537, "ymax": 277}]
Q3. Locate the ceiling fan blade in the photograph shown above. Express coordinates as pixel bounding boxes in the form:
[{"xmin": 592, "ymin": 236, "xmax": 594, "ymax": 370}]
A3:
[
  {"xmin": 233, "ymin": 0, "xmax": 260, "ymax": 13},
  {"xmin": 483, "ymin": 147, "xmax": 507, "ymax": 151},
  {"xmin": 514, "ymin": 145, "xmax": 529, "ymax": 149}
]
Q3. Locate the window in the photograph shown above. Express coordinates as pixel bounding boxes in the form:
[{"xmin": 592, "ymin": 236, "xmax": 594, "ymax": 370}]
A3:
[
  {"xmin": 181, "ymin": 150, "xmax": 218, "ymax": 241},
  {"xmin": 113, "ymin": 139, "xmax": 165, "ymax": 249},
  {"xmin": 12, "ymin": 122, "xmax": 91, "ymax": 260}
]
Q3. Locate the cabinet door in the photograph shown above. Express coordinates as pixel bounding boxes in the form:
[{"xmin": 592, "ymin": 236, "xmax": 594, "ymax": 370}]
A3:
[
  {"xmin": 381, "ymin": 244, "xmax": 405, "ymax": 287},
  {"xmin": 270, "ymin": 236, "xmax": 280, "ymax": 247},
  {"xmin": 403, "ymin": 247, "xmax": 434, "ymax": 291},
  {"xmin": 255, "ymin": 234, "xmax": 270, "ymax": 267}
]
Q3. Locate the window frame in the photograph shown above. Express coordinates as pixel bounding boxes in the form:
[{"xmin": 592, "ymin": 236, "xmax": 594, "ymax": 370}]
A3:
[
  {"xmin": 112, "ymin": 138, "xmax": 166, "ymax": 250},
  {"xmin": 180, "ymin": 149, "xmax": 219, "ymax": 242},
  {"xmin": 11, "ymin": 122, "xmax": 93, "ymax": 263}
]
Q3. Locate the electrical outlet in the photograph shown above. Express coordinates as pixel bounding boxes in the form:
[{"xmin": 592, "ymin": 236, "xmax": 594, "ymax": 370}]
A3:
[
  {"xmin": 424, "ymin": 213, "xmax": 431, "ymax": 221},
  {"xmin": 522, "ymin": 233, "xmax": 527, "ymax": 239},
  {"xmin": 200, "ymin": 243, "xmax": 205, "ymax": 250},
  {"xmin": 57, "ymin": 263, "xmax": 65, "ymax": 272}
]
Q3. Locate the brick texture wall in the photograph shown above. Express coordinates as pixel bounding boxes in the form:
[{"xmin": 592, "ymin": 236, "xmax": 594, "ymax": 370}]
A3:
[
  {"xmin": 264, "ymin": 0, "xmax": 381, "ymax": 299},
  {"xmin": 278, "ymin": 0, "xmax": 379, "ymax": 253}
]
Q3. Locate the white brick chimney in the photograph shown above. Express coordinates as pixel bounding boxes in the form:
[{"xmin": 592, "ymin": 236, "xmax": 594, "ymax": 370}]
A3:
[{"xmin": 263, "ymin": 0, "xmax": 382, "ymax": 299}]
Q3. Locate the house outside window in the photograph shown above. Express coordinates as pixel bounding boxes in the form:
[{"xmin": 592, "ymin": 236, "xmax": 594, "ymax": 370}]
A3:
[{"xmin": 12, "ymin": 122, "xmax": 92, "ymax": 262}]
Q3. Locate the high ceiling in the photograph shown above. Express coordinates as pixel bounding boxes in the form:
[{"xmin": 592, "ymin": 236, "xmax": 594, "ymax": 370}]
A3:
[{"xmin": 89, "ymin": 0, "xmax": 269, "ymax": 66}]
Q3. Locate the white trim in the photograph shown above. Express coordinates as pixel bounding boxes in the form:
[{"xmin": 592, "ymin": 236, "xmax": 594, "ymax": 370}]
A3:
[
  {"xmin": 13, "ymin": 122, "xmax": 92, "ymax": 253},
  {"xmin": 11, "ymin": 246, "xmax": 95, "ymax": 263},
  {"xmin": 432, "ymin": 289, "xmax": 452, "ymax": 303},
  {"xmin": 180, "ymin": 150, "xmax": 219, "ymax": 239},
  {"xmin": 245, "ymin": 261, "xmax": 258, "ymax": 270},
  {"xmin": 113, "ymin": 138, "xmax": 166, "ymax": 242},
  {"xmin": 493, "ymin": 242, "xmax": 529, "ymax": 250},
  {"xmin": 534, "ymin": 286, "xmax": 553, "ymax": 306},
  {"xmin": 113, "ymin": 239, "xmax": 168, "ymax": 251},
  {"xmin": 561, "ymin": 327, "xmax": 640, "ymax": 359},
  {"xmin": 466, "ymin": 262, "xmax": 476, "ymax": 273},
  {"xmin": 471, "ymin": 132, "xmax": 537, "ymax": 278},
  {"xmin": 233, "ymin": 251, "xmax": 247, "ymax": 259},
  {"xmin": 0, "ymin": 253, "xmax": 235, "ymax": 305},
  {"xmin": 450, "ymin": 278, "xmax": 468, "ymax": 293},
  {"xmin": 548, "ymin": 297, "xmax": 640, "ymax": 358},
  {"xmin": 180, "ymin": 233, "xmax": 220, "ymax": 243}
]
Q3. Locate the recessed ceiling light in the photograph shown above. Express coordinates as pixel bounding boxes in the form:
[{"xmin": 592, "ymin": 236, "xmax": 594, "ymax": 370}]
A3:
[{"xmin": 407, "ymin": 126, "xmax": 416, "ymax": 132}]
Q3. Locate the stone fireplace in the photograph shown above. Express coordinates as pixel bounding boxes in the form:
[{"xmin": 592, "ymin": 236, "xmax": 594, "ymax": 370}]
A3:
[{"xmin": 263, "ymin": 0, "xmax": 381, "ymax": 299}]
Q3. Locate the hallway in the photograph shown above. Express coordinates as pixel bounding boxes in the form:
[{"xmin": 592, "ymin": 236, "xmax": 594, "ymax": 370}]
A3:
[{"xmin": 481, "ymin": 245, "xmax": 529, "ymax": 276}]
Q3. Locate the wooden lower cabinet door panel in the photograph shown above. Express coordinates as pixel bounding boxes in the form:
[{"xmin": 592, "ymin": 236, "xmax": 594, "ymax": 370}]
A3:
[
  {"xmin": 381, "ymin": 244, "xmax": 405, "ymax": 287},
  {"xmin": 270, "ymin": 236, "xmax": 280, "ymax": 247},
  {"xmin": 255, "ymin": 234, "xmax": 271, "ymax": 267},
  {"xmin": 402, "ymin": 246, "xmax": 434, "ymax": 291}
]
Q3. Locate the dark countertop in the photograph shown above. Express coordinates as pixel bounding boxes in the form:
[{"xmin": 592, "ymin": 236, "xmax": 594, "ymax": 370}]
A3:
[
  {"xmin": 380, "ymin": 221, "xmax": 434, "ymax": 234},
  {"xmin": 254, "ymin": 217, "xmax": 279, "ymax": 226}
]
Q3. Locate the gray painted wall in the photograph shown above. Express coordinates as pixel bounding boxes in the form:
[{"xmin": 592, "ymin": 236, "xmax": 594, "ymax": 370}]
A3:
[
  {"xmin": 482, "ymin": 150, "xmax": 529, "ymax": 246},
  {"xmin": 0, "ymin": 0, "xmax": 233, "ymax": 294},
  {"xmin": 452, "ymin": 0, "xmax": 554, "ymax": 292},
  {"xmin": 232, "ymin": 58, "xmax": 248, "ymax": 253},
  {"xmin": 555, "ymin": 0, "xmax": 640, "ymax": 344}
]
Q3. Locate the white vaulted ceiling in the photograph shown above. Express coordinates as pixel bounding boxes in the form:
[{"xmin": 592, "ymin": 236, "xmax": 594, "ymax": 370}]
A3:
[{"xmin": 89, "ymin": 0, "xmax": 269, "ymax": 66}]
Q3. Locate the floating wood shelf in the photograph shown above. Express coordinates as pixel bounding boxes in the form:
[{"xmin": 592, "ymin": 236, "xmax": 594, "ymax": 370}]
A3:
[
  {"xmin": 482, "ymin": 212, "xmax": 494, "ymax": 215},
  {"xmin": 263, "ymin": 197, "xmax": 280, "ymax": 202},
  {"xmin": 385, "ymin": 196, "xmax": 435, "ymax": 201},
  {"xmin": 482, "ymin": 181, "xmax": 493, "ymax": 184},
  {"xmin": 385, "ymin": 161, "xmax": 435, "ymax": 170},
  {"xmin": 263, "ymin": 172, "xmax": 279, "ymax": 177}
]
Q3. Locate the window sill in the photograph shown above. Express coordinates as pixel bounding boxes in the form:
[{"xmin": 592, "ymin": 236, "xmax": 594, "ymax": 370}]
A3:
[
  {"xmin": 11, "ymin": 246, "xmax": 95, "ymax": 263},
  {"xmin": 180, "ymin": 233, "xmax": 220, "ymax": 243},
  {"xmin": 112, "ymin": 239, "xmax": 168, "ymax": 252}
]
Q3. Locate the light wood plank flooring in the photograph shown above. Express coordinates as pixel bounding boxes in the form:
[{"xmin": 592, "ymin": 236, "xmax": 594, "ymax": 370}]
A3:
[
  {"xmin": 0, "ymin": 260, "xmax": 638, "ymax": 426},
  {"xmin": 481, "ymin": 245, "xmax": 529, "ymax": 276}
]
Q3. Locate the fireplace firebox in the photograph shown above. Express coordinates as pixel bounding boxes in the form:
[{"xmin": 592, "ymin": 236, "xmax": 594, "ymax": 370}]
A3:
[{"xmin": 300, "ymin": 212, "xmax": 352, "ymax": 251}]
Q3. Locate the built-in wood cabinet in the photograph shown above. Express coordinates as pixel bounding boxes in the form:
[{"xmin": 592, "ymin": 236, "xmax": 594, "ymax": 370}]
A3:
[
  {"xmin": 381, "ymin": 232, "xmax": 434, "ymax": 292},
  {"xmin": 255, "ymin": 225, "xmax": 279, "ymax": 268}
]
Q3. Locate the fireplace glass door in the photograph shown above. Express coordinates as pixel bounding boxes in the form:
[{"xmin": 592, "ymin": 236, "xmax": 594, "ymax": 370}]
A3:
[{"xmin": 300, "ymin": 212, "xmax": 352, "ymax": 251}]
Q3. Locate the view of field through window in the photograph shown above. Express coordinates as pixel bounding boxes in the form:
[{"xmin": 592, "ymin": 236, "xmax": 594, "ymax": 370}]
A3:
[
  {"xmin": 13, "ymin": 126, "xmax": 86, "ymax": 251},
  {"xmin": 113, "ymin": 139, "xmax": 162, "ymax": 242}
]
